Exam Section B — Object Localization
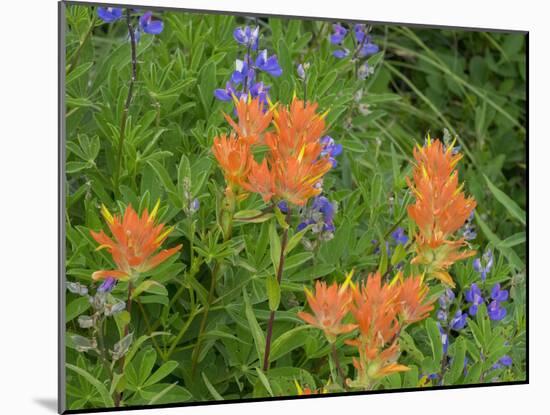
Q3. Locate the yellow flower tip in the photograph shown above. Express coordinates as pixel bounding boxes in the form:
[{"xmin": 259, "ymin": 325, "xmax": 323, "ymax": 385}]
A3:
[
  {"xmin": 341, "ymin": 269, "xmax": 355, "ymax": 291},
  {"xmin": 231, "ymin": 93, "xmax": 240, "ymax": 106},
  {"xmin": 100, "ymin": 204, "xmax": 114, "ymax": 225},
  {"xmin": 294, "ymin": 379, "xmax": 303, "ymax": 395},
  {"xmin": 389, "ymin": 271, "xmax": 403, "ymax": 286},
  {"xmin": 292, "ymin": 89, "xmax": 297, "ymax": 101},
  {"xmin": 148, "ymin": 199, "xmax": 161, "ymax": 223},
  {"xmin": 95, "ymin": 244, "xmax": 110, "ymax": 252},
  {"xmin": 155, "ymin": 225, "xmax": 174, "ymax": 244},
  {"xmin": 320, "ymin": 109, "xmax": 330, "ymax": 120},
  {"xmin": 297, "ymin": 145, "xmax": 306, "ymax": 162},
  {"xmin": 304, "ymin": 286, "xmax": 313, "ymax": 298}
]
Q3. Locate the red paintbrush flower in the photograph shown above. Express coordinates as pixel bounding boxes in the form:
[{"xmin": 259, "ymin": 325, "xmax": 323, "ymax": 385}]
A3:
[
  {"xmin": 393, "ymin": 273, "xmax": 435, "ymax": 324},
  {"xmin": 224, "ymin": 95, "xmax": 273, "ymax": 145},
  {"xmin": 90, "ymin": 202, "xmax": 182, "ymax": 281}
]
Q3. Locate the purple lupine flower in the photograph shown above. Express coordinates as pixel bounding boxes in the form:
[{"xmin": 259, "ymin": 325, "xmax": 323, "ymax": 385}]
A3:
[
  {"xmin": 190, "ymin": 198, "xmax": 200, "ymax": 214},
  {"xmin": 333, "ymin": 48, "xmax": 350, "ymax": 59},
  {"xmin": 330, "ymin": 24, "xmax": 348, "ymax": 44},
  {"xmin": 214, "ymin": 82, "xmax": 237, "ymax": 102},
  {"xmin": 249, "ymin": 82, "xmax": 270, "ymax": 106},
  {"xmin": 297, "ymin": 64, "xmax": 306, "ymax": 80},
  {"xmin": 97, "ymin": 7, "xmax": 123, "ymax": 23},
  {"xmin": 320, "ymin": 136, "xmax": 343, "ymax": 167},
  {"xmin": 437, "ymin": 322, "xmax": 449, "ymax": 354},
  {"xmin": 354, "ymin": 24, "xmax": 367, "ymax": 42},
  {"xmin": 139, "ymin": 11, "xmax": 164, "ymax": 35},
  {"xmin": 278, "ymin": 200, "xmax": 289, "ymax": 214},
  {"xmin": 488, "ymin": 300, "xmax": 507, "ymax": 321},
  {"xmin": 98, "ymin": 277, "xmax": 117, "ymax": 293},
  {"xmin": 492, "ymin": 355, "xmax": 512, "ymax": 370},
  {"xmin": 233, "ymin": 26, "xmax": 260, "ymax": 50},
  {"xmin": 491, "ymin": 283, "xmax": 509, "ymax": 302},
  {"xmin": 255, "ymin": 50, "xmax": 282, "ymax": 77},
  {"xmin": 473, "ymin": 249, "xmax": 493, "ymax": 281},
  {"xmin": 231, "ymin": 59, "xmax": 256, "ymax": 85},
  {"xmin": 357, "ymin": 41, "xmax": 379, "ymax": 58},
  {"xmin": 450, "ymin": 310, "xmax": 467, "ymax": 330},
  {"xmin": 465, "ymin": 283, "xmax": 484, "ymax": 316},
  {"xmin": 391, "ymin": 227, "xmax": 409, "ymax": 245},
  {"xmin": 439, "ymin": 288, "xmax": 455, "ymax": 308}
]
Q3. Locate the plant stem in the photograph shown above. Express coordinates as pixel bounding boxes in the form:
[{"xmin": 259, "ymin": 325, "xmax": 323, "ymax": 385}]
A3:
[
  {"xmin": 67, "ymin": 15, "xmax": 96, "ymax": 73},
  {"xmin": 114, "ymin": 9, "xmax": 138, "ymax": 193},
  {"xmin": 190, "ymin": 209, "xmax": 234, "ymax": 376},
  {"xmin": 190, "ymin": 261, "xmax": 222, "ymax": 376},
  {"xmin": 331, "ymin": 343, "xmax": 347, "ymax": 388},
  {"xmin": 136, "ymin": 299, "xmax": 164, "ymax": 359},
  {"xmin": 114, "ymin": 281, "xmax": 133, "ymax": 407},
  {"xmin": 262, "ymin": 210, "xmax": 291, "ymax": 371}
]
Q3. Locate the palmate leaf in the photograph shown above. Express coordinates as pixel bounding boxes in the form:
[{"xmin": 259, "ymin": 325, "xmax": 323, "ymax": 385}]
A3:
[{"xmin": 66, "ymin": 363, "xmax": 115, "ymax": 408}]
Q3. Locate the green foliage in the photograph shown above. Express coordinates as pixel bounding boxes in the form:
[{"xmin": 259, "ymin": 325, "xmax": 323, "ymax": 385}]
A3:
[{"xmin": 64, "ymin": 4, "xmax": 526, "ymax": 410}]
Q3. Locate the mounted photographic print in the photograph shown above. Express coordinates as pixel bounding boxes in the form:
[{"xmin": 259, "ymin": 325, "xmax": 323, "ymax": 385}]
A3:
[{"xmin": 59, "ymin": 1, "xmax": 528, "ymax": 413}]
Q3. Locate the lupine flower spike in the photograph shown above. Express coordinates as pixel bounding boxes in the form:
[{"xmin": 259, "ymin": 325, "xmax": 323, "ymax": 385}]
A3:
[
  {"xmin": 90, "ymin": 202, "xmax": 182, "ymax": 281},
  {"xmin": 407, "ymin": 137, "xmax": 477, "ymax": 287}
]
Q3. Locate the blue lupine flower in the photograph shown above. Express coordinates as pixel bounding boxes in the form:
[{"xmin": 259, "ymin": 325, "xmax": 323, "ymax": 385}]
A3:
[
  {"xmin": 231, "ymin": 59, "xmax": 256, "ymax": 86},
  {"xmin": 312, "ymin": 196, "xmax": 335, "ymax": 223},
  {"xmin": 438, "ymin": 288, "xmax": 455, "ymax": 309},
  {"xmin": 190, "ymin": 198, "xmax": 200, "ymax": 214},
  {"xmin": 249, "ymin": 82, "xmax": 270, "ymax": 106},
  {"xmin": 491, "ymin": 283, "xmax": 509, "ymax": 302},
  {"xmin": 320, "ymin": 136, "xmax": 343, "ymax": 167},
  {"xmin": 333, "ymin": 48, "xmax": 350, "ymax": 59},
  {"xmin": 139, "ymin": 11, "xmax": 164, "ymax": 34},
  {"xmin": 278, "ymin": 201, "xmax": 289, "ymax": 214},
  {"xmin": 488, "ymin": 300, "xmax": 507, "ymax": 321},
  {"xmin": 391, "ymin": 227, "xmax": 409, "ymax": 245},
  {"xmin": 214, "ymin": 82, "xmax": 237, "ymax": 102},
  {"xmin": 465, "ymin": 283, "xmax": 484, "ymax": 316},
  {"xmin": 357, "ymin": 41, "xmax": 379, "ymax": 58},
  {"xmin": 330, "ymin": 24, "xmax": 348, "ymax": 44},
  {"xmin": 492, "ymin": 355, "xmax": 512, "ymax": 370},
  {"xmin": 297, "ymin": 64, "xmax": 306, "ymax": 80},
  {"xmin": 450, "ymin": 310, "xmax": 467, "ymax": 330},
  {"xmin": 255, "ymin": 50, "xmax": 283, "ymax": 77},
  {"xmin": 473, "ymin": 249, "xmax": 493, "ymax": 281},
  {"xmin": 354, "ymin": 24, "xmax": 367, "ymax": 42},
  {"xmin": 97, "ymin": 7, "xmax": 123, "ymax": 23},
  {"xmin": 233, "ymin": 26, "xmax": 259, "ymax": 50},
  {"xmin": 98, "ymin": 277, "xmax": 117, "ymax": 293},
  {"xmin": 437, "ymin": 322, "xmax": 449, "ymax": 354},
  {"xmin": 297, "ymin": 195, "xmax": 337, "ymax": 235}
]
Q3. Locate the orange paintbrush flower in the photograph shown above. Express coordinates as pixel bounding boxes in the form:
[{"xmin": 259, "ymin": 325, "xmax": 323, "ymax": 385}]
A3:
[
  {"xmin": 298, "ymin": 273, "xmax": 357, "ymax": 343},
  {"xmin": 243, "ymin": 158, "xmax": 275, "ymax": 202},
  {"xmin": 407, "ymin": 138, "xmax": 476, "ymax": 286},
  {"xmin": 212, "ymin": 132, "xmax": 253, "ymax": 192},
  {"xmin": 393, "ymin": 274, "xmax": 435, "ymax": 324},
  {"xmin": 90, "ymin": 202, "xmax": 182, "ymax": 281},
  {"xmin": 224, "ymin": 95, "xmax": 273, "ymax": 145}
]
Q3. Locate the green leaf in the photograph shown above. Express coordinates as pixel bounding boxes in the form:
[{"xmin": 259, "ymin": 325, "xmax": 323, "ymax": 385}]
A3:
[
  {"xmin": 66, "ymin": 363, "xmax": 114, "ymax": 407},
  {"xmin": 447, "ymin": 337, "xmax": 466, "ymax": 384},
  {"xmin": 425, "ymin": 318, "xmax": 443, "ymax": 364},
  {"xmin": 255, "ymin": 368, "xmax": 274, "ymax": 397},
  {"xmin": 284, "ymin": 226, "xmax": 311, "ymax": 255},
  {"xmin": 202, "ymin": 373, "xmax": 224, "ymax": 401},
  {"xmin": 143, "ymin": 361, "xmax": 179, "ymax": 387},
  {"xmin": 243, "ymin": 289, "xmax": 266, "ymax": 363},
  {"xmin": 476, "ymin": 213, "xmax": 524, "ymax": 271},
  {"xmin": 269, "ymin": 221, "xmax": 281, "ymax": 275},
  {"xmin": 266, "ymin": 274, "xmax": 281, "ymax": 311},
  {"xmin": 484, "ymin": 175, "xmax": 526, "ymax": 225},
  {"xmin": 66, "ymin": 296, "xmax": 91, "ymax": 322},
  {"xmin": 131, "ymin": 280, "xmax": 168, "ymax": 300},
  {"xmin": 269, "ymin": 325, "xmax": 310, "ymax": 362},
  {"xmin": 138, "ymin": 348, "xmax": 157, "ymax": 386},
  {"xmin": 124, "ymin": 332, "xmax": 172, "ymax": 370}
]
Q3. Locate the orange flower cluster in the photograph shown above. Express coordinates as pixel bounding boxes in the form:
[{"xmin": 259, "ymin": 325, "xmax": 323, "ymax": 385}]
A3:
[
  {"xmin": 212, "ymin": 96, "xmax": 333, "ymax": 206},
  {"xmin": 407, "ymin": 138, "xmax": 477, "ymax": 287},
  {"xmin": 90, "ymin": 202, "xmax": 182, "ymax": 281},
  {"xmin": 298, "ymin": 271, "xmax": 435, "ymax": 388}
]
